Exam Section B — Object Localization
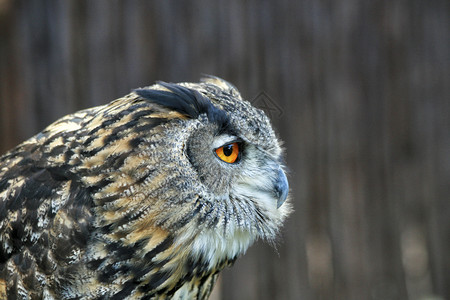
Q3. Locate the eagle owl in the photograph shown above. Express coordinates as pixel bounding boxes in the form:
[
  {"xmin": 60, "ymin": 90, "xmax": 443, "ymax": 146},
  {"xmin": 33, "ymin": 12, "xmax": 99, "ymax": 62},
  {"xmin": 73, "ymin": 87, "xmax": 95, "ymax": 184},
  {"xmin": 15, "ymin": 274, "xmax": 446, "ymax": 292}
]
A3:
[{"xmin": 0, "ymin": 77, "xmax": 291, "ymax": 299}]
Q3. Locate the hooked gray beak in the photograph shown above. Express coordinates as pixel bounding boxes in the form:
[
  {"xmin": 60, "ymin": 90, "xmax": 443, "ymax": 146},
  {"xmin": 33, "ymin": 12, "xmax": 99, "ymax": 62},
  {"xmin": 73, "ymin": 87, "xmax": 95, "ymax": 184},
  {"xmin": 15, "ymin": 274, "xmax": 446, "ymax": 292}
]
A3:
[{"xmin": 274, "ymin": 168, "xmax": 289, "ymax": 208}]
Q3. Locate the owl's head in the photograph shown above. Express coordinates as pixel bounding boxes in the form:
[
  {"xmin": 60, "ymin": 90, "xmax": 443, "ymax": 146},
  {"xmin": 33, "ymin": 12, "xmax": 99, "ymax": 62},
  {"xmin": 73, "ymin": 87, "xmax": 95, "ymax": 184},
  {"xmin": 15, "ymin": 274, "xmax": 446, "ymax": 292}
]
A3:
[{"xmin": 128, "ymin": 77, "xmax": 291, "ymax": 264}]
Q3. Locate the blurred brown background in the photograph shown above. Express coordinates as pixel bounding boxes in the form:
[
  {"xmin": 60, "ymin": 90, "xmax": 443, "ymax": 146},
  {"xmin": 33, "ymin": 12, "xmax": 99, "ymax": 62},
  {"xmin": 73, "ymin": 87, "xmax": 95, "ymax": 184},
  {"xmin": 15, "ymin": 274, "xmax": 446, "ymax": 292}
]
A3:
[{"xmin": 1, "ymin": 1, "xmax": 449, "ymax": 299}]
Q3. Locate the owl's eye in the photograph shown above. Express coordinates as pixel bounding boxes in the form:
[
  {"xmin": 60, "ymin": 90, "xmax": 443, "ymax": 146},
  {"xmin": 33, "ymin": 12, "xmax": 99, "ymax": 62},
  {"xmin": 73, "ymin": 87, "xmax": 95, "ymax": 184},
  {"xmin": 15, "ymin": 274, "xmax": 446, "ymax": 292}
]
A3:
[{"xmin": 215, "ymin": 142, "xmax": 240, "ymax": 164}]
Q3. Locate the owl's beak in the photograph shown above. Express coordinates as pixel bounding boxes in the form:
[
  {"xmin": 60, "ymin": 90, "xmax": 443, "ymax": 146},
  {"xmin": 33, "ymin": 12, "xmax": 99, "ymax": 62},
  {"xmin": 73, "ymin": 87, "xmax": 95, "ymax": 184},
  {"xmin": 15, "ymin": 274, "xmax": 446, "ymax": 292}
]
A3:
[{"xmin": 275, "ymin": 168, "xmax": 289, "ymax": 208}]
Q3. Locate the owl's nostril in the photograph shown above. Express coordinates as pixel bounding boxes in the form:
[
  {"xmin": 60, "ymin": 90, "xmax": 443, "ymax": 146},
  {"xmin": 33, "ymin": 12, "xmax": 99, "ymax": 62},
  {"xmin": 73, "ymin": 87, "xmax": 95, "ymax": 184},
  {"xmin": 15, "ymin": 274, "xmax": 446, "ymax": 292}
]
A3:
[{"xmin": 275, "ymin": 168, "xmax": 289, "ymax": 208}]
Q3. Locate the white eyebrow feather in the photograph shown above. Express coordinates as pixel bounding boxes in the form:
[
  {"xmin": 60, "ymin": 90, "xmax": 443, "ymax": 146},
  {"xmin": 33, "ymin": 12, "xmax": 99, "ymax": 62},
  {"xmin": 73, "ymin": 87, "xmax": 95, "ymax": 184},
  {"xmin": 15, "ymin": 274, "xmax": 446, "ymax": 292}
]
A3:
[{"xmin": 211, "ymin": 134, "xmax": 239, "ymax": 149}]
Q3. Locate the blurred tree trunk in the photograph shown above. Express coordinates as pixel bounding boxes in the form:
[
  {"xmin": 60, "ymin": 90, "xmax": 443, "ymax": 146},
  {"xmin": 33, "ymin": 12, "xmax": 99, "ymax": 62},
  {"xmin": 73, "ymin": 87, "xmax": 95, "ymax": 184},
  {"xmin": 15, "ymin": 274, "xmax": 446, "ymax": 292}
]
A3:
[{"xmin": 1, "ymin": 0, "xmax": 449, "ymax": 299}]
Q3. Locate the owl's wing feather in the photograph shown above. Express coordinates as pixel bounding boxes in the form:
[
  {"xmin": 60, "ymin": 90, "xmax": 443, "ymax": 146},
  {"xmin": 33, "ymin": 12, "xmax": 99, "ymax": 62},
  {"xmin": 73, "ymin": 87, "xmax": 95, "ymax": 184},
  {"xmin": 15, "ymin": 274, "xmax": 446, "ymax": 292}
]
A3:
[{"xmin": 0, "ymin": 106, "xmax": 103, "ymax": 298}]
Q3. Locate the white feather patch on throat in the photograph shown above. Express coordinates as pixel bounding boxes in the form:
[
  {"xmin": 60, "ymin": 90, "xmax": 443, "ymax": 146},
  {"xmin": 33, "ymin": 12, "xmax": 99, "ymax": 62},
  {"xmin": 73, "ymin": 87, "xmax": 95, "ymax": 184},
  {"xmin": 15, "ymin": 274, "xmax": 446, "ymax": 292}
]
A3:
[{"xmin": 189, "ymin": 227, "xmax": 254, "ymax": 269}]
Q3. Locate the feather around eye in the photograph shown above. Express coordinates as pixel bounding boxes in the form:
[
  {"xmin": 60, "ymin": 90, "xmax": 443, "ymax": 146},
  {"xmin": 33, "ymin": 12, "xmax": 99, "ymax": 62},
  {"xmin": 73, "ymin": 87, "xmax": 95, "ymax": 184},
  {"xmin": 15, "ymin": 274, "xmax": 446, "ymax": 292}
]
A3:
[{"xmin": 215, "ymin": 142, "xmax": 240, "ymax": 164}]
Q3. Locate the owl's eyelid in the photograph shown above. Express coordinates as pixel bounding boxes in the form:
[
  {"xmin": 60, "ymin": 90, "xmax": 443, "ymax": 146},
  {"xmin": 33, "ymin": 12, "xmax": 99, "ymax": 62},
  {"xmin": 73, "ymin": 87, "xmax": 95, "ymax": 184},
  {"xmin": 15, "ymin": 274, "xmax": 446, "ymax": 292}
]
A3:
[{"xmin": 211, "ymin": 134, "xmax": 241, "ymax": 149}]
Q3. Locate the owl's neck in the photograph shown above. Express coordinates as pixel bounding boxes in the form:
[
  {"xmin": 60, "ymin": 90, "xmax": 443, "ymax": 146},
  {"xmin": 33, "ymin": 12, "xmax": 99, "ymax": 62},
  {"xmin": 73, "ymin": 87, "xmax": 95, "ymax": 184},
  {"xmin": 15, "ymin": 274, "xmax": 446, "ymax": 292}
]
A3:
[{"xmin": 183, "ymin": 227, "xmax": 255, "ymax": 270}]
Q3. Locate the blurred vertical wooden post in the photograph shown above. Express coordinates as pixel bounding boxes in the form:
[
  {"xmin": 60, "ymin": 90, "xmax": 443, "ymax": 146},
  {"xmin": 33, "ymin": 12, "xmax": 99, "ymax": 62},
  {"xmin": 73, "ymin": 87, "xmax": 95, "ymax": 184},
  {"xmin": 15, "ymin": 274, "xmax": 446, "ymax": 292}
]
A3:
[{"xmin": 0, "ymin": 0, "xmax": 449, "ymax": 299}]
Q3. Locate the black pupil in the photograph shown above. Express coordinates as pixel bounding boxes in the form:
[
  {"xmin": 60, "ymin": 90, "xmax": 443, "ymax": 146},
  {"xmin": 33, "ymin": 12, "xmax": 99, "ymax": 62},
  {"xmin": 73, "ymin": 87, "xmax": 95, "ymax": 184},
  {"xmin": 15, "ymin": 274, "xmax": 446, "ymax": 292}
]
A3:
[{"xmin": 223, "ymin": 144, "xmax": 234, "ymax": 156}]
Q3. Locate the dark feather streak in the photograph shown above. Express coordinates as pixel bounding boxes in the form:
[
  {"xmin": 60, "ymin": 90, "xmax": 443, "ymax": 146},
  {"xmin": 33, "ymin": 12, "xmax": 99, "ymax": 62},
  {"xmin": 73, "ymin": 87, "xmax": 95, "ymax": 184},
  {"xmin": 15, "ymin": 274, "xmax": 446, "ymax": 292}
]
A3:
[{"xmin": 134, "ymin": 82, "xmax": 232, "ymax": 133}]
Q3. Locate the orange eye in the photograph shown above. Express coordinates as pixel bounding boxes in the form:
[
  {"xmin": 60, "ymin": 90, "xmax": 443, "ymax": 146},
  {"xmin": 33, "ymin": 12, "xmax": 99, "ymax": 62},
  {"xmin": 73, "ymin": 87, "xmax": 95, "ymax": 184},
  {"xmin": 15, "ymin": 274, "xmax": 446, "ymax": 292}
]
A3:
[{"xmin": 215, "ymin": 142, "xmax": 240, "ymax": 164}]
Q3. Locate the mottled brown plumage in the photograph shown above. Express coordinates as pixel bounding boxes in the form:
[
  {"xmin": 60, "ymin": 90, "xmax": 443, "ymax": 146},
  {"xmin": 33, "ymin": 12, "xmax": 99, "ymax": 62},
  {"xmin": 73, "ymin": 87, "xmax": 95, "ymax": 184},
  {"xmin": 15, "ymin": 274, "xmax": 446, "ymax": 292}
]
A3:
[{"xmin": 0, "ymin": 77, "xmax": 291, "ymax": 299}]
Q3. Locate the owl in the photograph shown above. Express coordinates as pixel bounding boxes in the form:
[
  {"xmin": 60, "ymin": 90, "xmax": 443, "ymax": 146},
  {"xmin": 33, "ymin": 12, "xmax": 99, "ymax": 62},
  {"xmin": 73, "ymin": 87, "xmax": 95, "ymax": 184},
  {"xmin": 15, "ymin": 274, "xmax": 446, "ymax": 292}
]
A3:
[{"xmin": 0, "ymin": 76, "xmax": 291, "ymax": 299}]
